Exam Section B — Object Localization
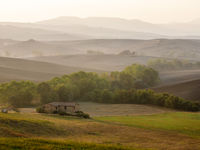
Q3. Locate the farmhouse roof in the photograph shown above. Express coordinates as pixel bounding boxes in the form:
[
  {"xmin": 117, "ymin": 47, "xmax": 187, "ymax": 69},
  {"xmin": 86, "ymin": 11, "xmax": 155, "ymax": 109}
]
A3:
[{"xmin": 48, "ymin": 102, "xmax": 78, "ymax": 107}]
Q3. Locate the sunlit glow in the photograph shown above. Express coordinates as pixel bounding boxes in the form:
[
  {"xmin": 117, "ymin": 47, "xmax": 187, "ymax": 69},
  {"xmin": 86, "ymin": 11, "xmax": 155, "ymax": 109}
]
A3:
[{"xmin": 0, "ymin": 0, "xmax": 200, "ymax": 23}]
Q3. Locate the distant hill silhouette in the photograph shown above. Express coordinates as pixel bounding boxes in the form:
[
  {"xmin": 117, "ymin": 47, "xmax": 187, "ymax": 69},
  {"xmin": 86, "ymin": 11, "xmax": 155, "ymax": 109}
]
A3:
[{"xmin": 2, "ymin": 16, "xmax": 200, "ymax": 40}]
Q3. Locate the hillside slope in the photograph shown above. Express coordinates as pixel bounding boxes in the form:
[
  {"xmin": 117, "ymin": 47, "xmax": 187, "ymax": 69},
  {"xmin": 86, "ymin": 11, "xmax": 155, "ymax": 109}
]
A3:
[
  {"xmin": 154, "ymin": 79, "xmax": 200, "ymax": 102},
  {"xmin": 29, "ymin": 54, "xmax": 200, "ymax": 72},
  {"xmin": 0, "ymin": 57, "xmax": 102, "ymax": 82},
  {"xmin": 0, "ymin": 66, "xmax": 60, "ymax": 82},
  {"xmin": 159, "ymin": 70, "xmax": 200, "ymax": 85},
  {"xmin": 38, "ymin": 16, "xmax": 200, "ymax": 36},
  {"xmin": 152, "ymin": 70, "xmax": 200, "ymax": 101},
  {"xmin": 0, "ymin": 21, "xmax": 167, "ymax": 40},
  {"xmin": 0, "ymin": 39, "xmax": 80, "ymax": 57},
  {"xmin": 0, "ymin": 25, "xmax": 88, "ymax": 41},
  {"xmin": 0, "ymin": 112, "xmax": 199, "ymax": 150},
  {"xmin": 2, "ymin": 17, "xmax": 200, "ymax": 40},
  {"xmin": 29, "ymin": 54, "xmax": 159, "ymax": 71},
  {"xmin": 1, "ymin": 39, "xmax": 200, "ymax": 59}
]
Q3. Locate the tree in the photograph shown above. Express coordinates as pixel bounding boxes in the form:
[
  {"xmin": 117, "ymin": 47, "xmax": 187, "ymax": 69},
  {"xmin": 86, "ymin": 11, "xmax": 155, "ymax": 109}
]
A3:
[
  {"xmin": 123, "ymin": 64, "xmax": 159, "ymax": 87},
  {"xmin": 37, "ymin": 82, "xmax": 58, "ymax": 104},
  {"xmin": 101, "ymin": 89, "xmax": 113, "ymax": 103},
  {"xmin": 8, "ymin": 91, "xmax": 33, "ymax": 107}
]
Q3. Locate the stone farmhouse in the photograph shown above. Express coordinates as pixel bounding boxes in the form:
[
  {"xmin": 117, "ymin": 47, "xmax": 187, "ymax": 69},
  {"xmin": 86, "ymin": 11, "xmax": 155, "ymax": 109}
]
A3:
[{"xmin": 42, "ymin": 102, "xmax": 79, "ymax": 113}]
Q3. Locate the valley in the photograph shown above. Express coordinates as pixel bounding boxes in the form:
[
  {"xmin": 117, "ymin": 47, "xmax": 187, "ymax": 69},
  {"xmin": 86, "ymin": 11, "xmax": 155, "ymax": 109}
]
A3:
[{"xmin": 0, "ymin": 13, "xmax": 200, "ymax": 150}]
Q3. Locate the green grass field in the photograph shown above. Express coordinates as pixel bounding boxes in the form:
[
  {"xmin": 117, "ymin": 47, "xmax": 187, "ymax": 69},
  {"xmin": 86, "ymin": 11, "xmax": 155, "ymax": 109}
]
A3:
[
  {"xmin": 0, "ymin": 138, "xmax": 138, "ymax": 150},
  {"xmin": 0, "ymin": 108, "xmax": 200, "ymax": 150},
  {"xmin": 95, "ymin": 112, "xmax": 200, "ymax": 137}
]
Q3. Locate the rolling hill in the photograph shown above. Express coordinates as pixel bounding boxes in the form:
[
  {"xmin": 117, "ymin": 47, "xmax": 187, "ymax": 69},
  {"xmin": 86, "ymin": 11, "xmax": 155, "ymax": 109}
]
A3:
[
  {"xmin": 0, "ymin": 57, "xmax": 102, "ymax": 82},
  {"xmin": 38, "ymin": 16, "xmax": 200, "ymax": 36},
  {"xmin": 0, "ymin": 39, "xmax": 86, "ymax": 57},
  {"xmin": 2, "ymin": 17, "xmax": 200, "ymax": 41},
  {"xmin": 28, "ymin": 54, "xmax": 158, "ymax": 71},
  {"xmin": 40, "ymin": 39, "xmax": 200, "ymax": 60},
  {"xmin": 1, "ymin": 39, "xmax": 200, "ymax": 59},
  {"xmin": 153, "ymin": 79, "xmax": 200, "ymax": 102},
  {"xmin": 0, "ymin": 24, "xmax": 89, "ymax": 41},
  {"xmin": 152, "ymin": 70, "xmax": 200, "ymax": 101},
  {"xmin": 29, "ymin": 52, "xmax": 200, "ymax": 103},
  {"xmin": 0, "ymin": 39, "xmax": 18, "ymax": 48},
  {"xmin": 0, "ymin": 20, "xmax": 166, "ymax": 40},
  {"xmin": 159, "ymin": 70, "xmax": 200, "ymax": 85}
]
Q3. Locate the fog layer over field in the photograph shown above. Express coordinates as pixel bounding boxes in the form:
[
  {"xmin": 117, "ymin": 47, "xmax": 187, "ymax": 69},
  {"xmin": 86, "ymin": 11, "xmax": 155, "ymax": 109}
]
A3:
[{"xmin": 0, "ymin": 16, "xmax": 200, "ymax": 111}]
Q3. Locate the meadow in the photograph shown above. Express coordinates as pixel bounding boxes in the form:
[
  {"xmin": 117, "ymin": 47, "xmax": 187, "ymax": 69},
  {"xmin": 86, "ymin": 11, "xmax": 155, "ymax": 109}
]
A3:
[
  {"xmin": 0, "ymin": 138, "xmax": 136, "ymax": 150},
  {"xmin": 0, "ymin": 103, "xmax": 200, "ymax": 150},
  {"xmin": 79, "ymin": 102, "xmax": 172, "ymax": 116},
  {"xmin": 95, "ymin": 112, "xmax": 200, "ymax": 137}
]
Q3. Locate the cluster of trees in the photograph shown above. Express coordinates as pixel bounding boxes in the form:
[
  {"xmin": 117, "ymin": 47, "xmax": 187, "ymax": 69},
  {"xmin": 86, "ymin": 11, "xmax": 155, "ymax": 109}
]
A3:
[
  {"xmin": 0, "ymin": 64, "xmax": 199, "ymax": 111},
  {"xmin": 87, "ymin": 50, "xmax": 104, "ymax": 55},
  {"xmin": 148, "ymin": 59, "xmax": 200, "ymax": 71},
  {"xmin": 0, "ymin": 81, "xmax": 37, "ymax": 107},
  {"xmin": 112, "ymin": 89, "xmax": 199, "ymax": 111},
  {"xmin": 118, "ymin": 50, "xmax": 136, "ymax": 56}
]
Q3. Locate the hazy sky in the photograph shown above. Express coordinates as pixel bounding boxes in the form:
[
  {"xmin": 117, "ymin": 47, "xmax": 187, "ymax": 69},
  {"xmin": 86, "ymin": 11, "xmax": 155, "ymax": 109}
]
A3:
[{"xmin": 0, "ymin": 0, "xmax": 200, "ymax": 23}]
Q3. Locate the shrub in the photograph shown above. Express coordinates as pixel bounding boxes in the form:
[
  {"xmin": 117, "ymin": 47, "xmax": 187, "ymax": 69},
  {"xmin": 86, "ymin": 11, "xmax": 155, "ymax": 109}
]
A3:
[
  {"xmin": 75, "ymin": 111, "xmax": 90, "ymax": 119},
  {"xmin": 12, "ymin": 107, "xmax": 20, "ymax": 113},
  {"xmin": 58, "ymin": 111, "xmax": 67, "ymax": 116},
  {"xmin": 52, "ymin": 110, "xmax": 58, "ymax": 114},
  {"xmin": 36, "ymin": 106, "xmax": 45, "ymax": 113},
  {"xmin": 54, "ymin": 110, "xmax": 91, "ymax": 118}
]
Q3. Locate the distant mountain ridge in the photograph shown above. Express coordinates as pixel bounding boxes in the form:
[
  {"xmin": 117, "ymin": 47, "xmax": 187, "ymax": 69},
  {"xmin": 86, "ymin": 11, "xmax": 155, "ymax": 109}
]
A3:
[
  {"xmin": 38, "ymin": 16, "xmax": 200, "ymax": 36},
  {"xmin": 0, "ymin": 24, "xmax": 90, "ymax": 41},
  {"xmin": 1, "ymin": 16, "xmax": 200, "ymax": 40},
  {"xmin": 0, "ymin": 21, "xmax": 165, "ymax": 40}
]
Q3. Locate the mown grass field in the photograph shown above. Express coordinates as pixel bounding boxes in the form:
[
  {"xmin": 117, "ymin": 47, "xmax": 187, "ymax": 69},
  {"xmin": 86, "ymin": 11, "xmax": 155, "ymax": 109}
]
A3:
[
  {"xmin": 95, "ymin": 112, "xmax": 200, "ymax": 137},
  {"xmin": 0, "ymin": 106, "xmax": 200, "ymax": 150},
  {"xmin": 79, "ymin": 102, "xmax": 172, "ymax": 117}
]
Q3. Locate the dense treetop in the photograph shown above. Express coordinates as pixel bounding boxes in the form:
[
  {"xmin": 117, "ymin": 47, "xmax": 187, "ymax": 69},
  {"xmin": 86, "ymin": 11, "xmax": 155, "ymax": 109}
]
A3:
[{"xmin": 0, "ymin": 64, "xmax": 199, "ymax": 111}]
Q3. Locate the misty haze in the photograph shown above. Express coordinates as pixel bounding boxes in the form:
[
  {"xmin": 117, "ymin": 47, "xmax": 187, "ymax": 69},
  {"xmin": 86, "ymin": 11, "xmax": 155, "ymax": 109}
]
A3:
[{"xmin": 0, "ymin": 0, "xmax": 200, "ymax": 150}]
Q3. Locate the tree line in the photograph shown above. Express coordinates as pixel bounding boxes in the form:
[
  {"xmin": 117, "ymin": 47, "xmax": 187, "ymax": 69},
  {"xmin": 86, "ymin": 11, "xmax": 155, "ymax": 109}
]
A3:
[
  {"xmin": 0, "ymin": 64, "xmax": 199, "ymax": 111},
  {"xmin": 148, "ymin": 59, "xmax": 200, "ymax": 71}
]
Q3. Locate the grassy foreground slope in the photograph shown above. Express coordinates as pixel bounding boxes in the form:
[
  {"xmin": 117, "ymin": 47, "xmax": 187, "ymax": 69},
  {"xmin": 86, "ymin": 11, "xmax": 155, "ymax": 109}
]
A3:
[
  {"xmin": 0, "ymin": 112, "xmax": 200, "ymax": 150},
  {"xmin": 0, "ymin": 138, "xmax": 135, "ymax": 150}
]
